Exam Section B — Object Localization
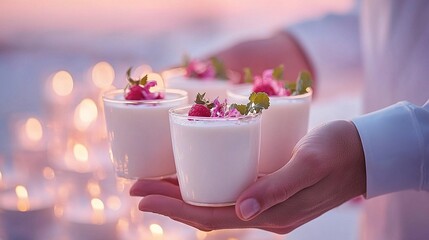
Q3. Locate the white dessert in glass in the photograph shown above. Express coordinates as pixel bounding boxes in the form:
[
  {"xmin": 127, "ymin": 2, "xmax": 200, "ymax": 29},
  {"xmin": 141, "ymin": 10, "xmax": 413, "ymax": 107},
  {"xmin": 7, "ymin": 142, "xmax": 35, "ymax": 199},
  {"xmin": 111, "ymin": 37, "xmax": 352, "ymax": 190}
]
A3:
[
  {"xmin": 228, "ymin": 85, "xmax": 312, "ymax": 174},
  {"xmin": 103, "ymin": 89, "xmax": 188, "ymax": 179},
  {"xmin": 169, "ymin": 106, "xmax": 262, "ymax": 206},
  {"xmin": 164, "ymin": 72, "xmax": 230, "ymax": 103}
]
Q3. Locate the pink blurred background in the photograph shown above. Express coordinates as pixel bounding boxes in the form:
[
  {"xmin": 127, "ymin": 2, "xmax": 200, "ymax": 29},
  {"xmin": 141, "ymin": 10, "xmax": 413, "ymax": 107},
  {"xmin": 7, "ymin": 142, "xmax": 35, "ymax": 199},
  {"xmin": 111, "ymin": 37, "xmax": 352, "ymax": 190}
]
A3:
[{"xmin": 0, "ymin": 1, "xmax": 363, "ymax": 239}]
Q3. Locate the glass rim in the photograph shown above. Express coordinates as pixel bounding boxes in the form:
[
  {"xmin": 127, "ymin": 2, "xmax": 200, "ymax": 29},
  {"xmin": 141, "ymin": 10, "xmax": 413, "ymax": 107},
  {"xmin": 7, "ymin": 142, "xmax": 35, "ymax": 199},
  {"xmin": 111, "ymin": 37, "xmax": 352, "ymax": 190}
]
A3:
[
  {"xmin": 102, "ymin": 88, "xmax": 188, "ymax": 104},
  {"xmin": 227, "ymin": 85, "xmax": 313, "ymax": 100},
  {"xmin": 169, "ymin": 105, "xmax": 262, "ymax": 121}
]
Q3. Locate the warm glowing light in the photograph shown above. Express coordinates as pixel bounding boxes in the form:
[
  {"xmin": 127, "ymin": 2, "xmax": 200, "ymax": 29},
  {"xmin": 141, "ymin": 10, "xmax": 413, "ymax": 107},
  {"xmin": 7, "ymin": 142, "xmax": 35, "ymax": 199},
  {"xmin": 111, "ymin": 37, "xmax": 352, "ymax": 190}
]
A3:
[
  {"xmin": 147, "ymin": 73, "xmax": 165, "ymax": 92},
  {"xmin": 15, "ymin": 185, "xmax": 30, "ymax": 211},
  {"xmin": 161, "ymin": 67, "xmax": 186, "ymax": 80},
  {"xmin": 149, "ymin": 224, "xmax": 164, "ymax": 237},
  {"xmin": 87, "ymin": 180, "xmax": 101, "ymax": 197},
  {"xmin": 52, "ymin": 70, "xmax": 73, "ymax": 96},
  {"xmin": 133, "ymin": 64, "xmax": 153, "ymax": 79},
  {"xmin": 16, "ymin": 185, "xmax": 28, "ymax": 199},
  {"xmin": 92, "ymin": 61, "xmax": 115, "ymax": 90},
  {"xmin": 43, "ymin": 167, "xmax": 55, "ymax": 180},
  {"xmin": 106, "ymin": 195, "xmax": 121, "ymax": 211},
  {"xmin": 227, "ymin": 238, "xmax": 238, "ymax": 240},
  {"xmin": 116, "ymin": 217, "xmax": 129, "ymax": 232},
  {"xmin": 73, "ymin": 143, "xmax": 89, "ymax": 162},
  {"xmin": 196, "ymin": 231, "xmax": 208, "ymax": 240},
  {"xmin": 74, "ymin": 98, "xmax": 98, "ymax": 131},
  {"xmin": 25, "ymin": 117, "xmax": 43, "ymax": 142},
  {"xmin": 54, "ymin": 205, "xmax": 64, "ymax": 217},
  {"xmin": 91, "ymin": 198, "xmax": 105, "ymax": 224},
  {"xmin": 91, "ymin": 198, "xmax": 104, "ymax": 211}
]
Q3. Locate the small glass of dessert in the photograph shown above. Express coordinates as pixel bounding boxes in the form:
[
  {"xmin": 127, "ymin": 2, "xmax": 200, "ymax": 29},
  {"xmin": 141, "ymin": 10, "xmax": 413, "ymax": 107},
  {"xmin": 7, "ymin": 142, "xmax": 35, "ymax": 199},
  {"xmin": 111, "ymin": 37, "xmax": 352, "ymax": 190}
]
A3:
[
  {"xmin": 169, "ymin": 92, "xmax": 270, "ymax": 207},
  {"xmin": 103, "ymin": 68, "xmax": 188, "ymax": 179},
  {"xmin": 228, "ymin": 66, "xmax": 312, "ymax": 175},
  {"xmin": 162, "ymin": 56, "xmax": 238, "ymax": 103}
]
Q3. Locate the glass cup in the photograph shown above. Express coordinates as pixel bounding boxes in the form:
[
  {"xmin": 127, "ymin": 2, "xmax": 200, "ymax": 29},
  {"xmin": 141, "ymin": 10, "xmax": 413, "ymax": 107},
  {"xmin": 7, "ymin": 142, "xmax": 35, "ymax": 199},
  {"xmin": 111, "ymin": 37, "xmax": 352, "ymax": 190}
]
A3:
[
  {"xmin": 228, "ymin": 85, "xmax": 312, "ymax": 175},
  {"xmin": 169, "ymin": 106, "xmax": 262, "ymax": 207},
  {"xmin": 103, "ymin": 89, "xmax": 188, "ymax": 179}
]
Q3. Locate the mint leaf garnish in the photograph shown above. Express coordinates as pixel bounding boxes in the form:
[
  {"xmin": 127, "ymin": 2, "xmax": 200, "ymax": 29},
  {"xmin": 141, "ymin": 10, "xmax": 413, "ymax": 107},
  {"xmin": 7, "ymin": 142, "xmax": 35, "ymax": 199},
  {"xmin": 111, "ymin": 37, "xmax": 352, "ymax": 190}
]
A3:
[
  {"xmin": 194, "ymin": 92, "xmax": 214, "ymax": 109},
  {"xmin": 243, "ymin": 67, "xmax": 253, "ymax": 83},
  {"xmin": 247, "ymin": 92, "xmax": 270, "ymax": 114},
  {"xmin": 230, "ymin": 103, "xmax": 248, "ymax": 115},
  {"xmin": 272, "ymin": 64, "xmax": 284, "ymax": 80},
  {"xmin": 182, "ymin": 54, "xmax": 191, "ymax": 67},
  {"xmin": 296, "ymin": 71, "xmax": 312, "ymax": 95},
  {"xmin": 210, "ymin": 57, "xmax": 228, "ymax": 80},
  {"xmin": 139, "ymin": 74, "xmax": 148, "ymax": 86}
]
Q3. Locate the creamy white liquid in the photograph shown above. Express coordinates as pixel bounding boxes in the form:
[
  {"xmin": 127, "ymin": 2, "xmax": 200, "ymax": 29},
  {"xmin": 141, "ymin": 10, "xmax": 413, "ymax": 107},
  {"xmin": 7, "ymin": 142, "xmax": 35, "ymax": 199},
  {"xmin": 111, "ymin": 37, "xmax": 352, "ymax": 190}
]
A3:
[
  {"xmin": 169, "ymin": 111, "xmax": 261, "ymax": 206},
  {"xmin": 228, "ymin": 86, "xmax": 311, "ymax": 174},
  {"xmin": 165, "ymin": 76, "xmax": 231, "ymax": 103},
  {"xmin": 103, "ymin": 90, "xmax": 187, "ymax": 179}
]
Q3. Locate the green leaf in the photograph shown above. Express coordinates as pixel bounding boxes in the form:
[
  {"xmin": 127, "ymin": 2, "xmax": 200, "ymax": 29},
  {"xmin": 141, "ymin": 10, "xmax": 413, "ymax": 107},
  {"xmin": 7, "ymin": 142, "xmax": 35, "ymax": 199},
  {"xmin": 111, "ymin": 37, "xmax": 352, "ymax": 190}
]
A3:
[
  {"xmin": 182, "ymin": 54, "xmax": 191, "ymax": 67},
  {"xmin": 195, "ymin": 92, "xmax": 207, "ymax": 104},
  {"xmin": 230, "ymin": 104, "xmax": 247, "ymax": 115},
  {"xmin": 243, "ymin": 68, "xmax": 253, "ymax": 83},
  {"xmin": 296, "ymin": 71, "xmax": 312, "ymax": 94},
  {"xmin": 140, "ymin": 74, "xmax": 148, "ymax": 86},
  {"xmin": 272, "ymin": 64, "xmax": 284, "ymax": 80},
  {"xmin": 126, "ymin": 67, "xmax": 140, "ymax": 85},
  {"xmin": 251, "ymin": 92, "xmax": 270, "ymax": 109},
  {"xmin": 210, "ymin": 57, "xmax": 228, "ymax": 80},
  {"xmin": 284, "ymin": 82, "xmax": 296, "ymax": 92}
]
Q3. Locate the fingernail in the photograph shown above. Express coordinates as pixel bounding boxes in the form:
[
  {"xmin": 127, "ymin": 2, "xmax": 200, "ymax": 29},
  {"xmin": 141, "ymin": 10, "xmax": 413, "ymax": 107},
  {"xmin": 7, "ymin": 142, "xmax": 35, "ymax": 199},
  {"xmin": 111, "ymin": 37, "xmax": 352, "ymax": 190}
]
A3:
[{"xmin": 239, "ymin": 198, "xmax": 260, "ymax": 220}]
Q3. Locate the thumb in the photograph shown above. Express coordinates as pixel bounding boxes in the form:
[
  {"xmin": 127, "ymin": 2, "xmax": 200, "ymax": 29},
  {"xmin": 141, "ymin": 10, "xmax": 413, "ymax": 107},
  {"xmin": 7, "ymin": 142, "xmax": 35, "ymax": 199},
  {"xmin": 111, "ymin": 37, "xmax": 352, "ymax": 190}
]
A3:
[{"xmin": 235, "ymin": 152, "xmax": 326, "ymax": 221}]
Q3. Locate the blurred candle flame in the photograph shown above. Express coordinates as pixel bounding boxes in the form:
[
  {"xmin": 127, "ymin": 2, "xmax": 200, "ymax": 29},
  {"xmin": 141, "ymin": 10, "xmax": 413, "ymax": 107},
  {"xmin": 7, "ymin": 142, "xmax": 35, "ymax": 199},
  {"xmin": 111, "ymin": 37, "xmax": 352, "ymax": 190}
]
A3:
[
  {"xmin": 74, "ymin": 98, "xmax": 98, "ymax": 131},
  {"xmin": 91, "ymin": 198, "xmax": 105, "ymax": 224},
  {"xmin": 73, "ymin": 143, "xmax": 89, "ymax": 163},
  {"xmin": 116, "ymin": 217, "xmax": 129, "ymax": 233},
  {"xmin": 92, "ymin": 61, "xmax": 115, "ymax": 90},
  {"xmin": 25, "ymin": 117, "xmax": 43, "ymax": 143},
  {"xmin": 149, "ymin": 223, "xmax": 164, "ymax": 238},
  {"xmin": 147, "ymin": 73, "xmax": 165, "ymax": 92},
  {"xmin": 87, "ymin": 180, "xmax": 101, "ymax": 197},
  {"xmin": 196, "ymin": 231, "xmax": 208, "ymax": 240},
  {"xmin": 52, "ymin": 70, "xmax": 74, "ymax": 97},
  {"xmin": 15, "ymin": 185, "xmax": 30, "ymax": 211},
  {"xmin": 42, "ymin": 167, "xmax": 55, "ymax": 180},
  {"xmin": 133, "ymin": 64, "xmax": 153, "ymax": 79},
  {"xmin": 106, "ymin": 195, "xmax": 121, "ymax": 211}
]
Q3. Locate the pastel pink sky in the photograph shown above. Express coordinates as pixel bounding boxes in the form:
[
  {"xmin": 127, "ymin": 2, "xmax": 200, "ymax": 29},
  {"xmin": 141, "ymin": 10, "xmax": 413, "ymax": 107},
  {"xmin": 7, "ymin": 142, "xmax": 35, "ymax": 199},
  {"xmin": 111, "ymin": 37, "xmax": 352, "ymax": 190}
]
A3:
[{"xmin": 0, "ymin": 0, "xmax": 353, "ymax": 38}]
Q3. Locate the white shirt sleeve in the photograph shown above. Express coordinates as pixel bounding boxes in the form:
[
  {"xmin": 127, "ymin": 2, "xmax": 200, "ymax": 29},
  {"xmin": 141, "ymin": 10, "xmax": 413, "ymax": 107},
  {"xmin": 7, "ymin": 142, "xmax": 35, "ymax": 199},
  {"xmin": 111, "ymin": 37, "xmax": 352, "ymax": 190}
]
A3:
[
  {"xmin": 352, "ymin": 100, "xmax": 429, "ymax": 198},
  {"xmin": 287, "ymin": 9, "xmax": 362, "ymax": 81}
]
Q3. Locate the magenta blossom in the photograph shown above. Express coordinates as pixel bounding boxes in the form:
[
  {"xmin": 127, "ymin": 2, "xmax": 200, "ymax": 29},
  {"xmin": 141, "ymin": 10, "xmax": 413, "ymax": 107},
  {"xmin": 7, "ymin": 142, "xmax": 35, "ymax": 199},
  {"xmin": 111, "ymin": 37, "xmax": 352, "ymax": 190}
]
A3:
[
  {"xmin": 125, "ymin": 80, "xmax": 164, "ymax": 100},
  {"xmin": 252, "ymin": 69, "xmax": 291, "ymax": 96},
  {"xmin": 185, "ymin": 60, "xmax": 216, "ymax": 80},
  {"xmin": 210, "ymin": 97, "xmax": 244, "ymax": 118}
]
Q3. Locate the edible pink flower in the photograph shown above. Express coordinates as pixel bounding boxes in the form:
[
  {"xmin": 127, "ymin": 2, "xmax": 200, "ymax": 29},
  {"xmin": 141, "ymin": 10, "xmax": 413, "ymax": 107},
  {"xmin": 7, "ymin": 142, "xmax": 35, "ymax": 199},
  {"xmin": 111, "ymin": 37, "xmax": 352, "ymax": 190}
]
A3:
[
  {"xmin": 134, "ymin": 80, "xmax": 164, "ymax": 100},
  {"xmin": 225, "ymin": 108, "xmax": 242, "ymax": 117},
  {"xmin": 211, "ymin": 97, "xmax": 227, "ymax": 117},
  {"xmin": 252, "ymin": 69, "xmax": 291, "ymax": 96},
  {"xmin": 185, "ymin": 60, "xmax": 216, "ymax": 79}
]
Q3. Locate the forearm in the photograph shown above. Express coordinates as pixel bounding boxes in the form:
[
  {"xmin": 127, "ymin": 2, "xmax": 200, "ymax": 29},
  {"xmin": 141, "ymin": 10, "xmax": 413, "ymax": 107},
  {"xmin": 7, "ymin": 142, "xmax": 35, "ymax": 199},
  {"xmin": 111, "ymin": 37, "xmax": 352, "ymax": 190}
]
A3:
[{"xmin": 213, "ymin": 31, "xmax": 314, "ymax": 83}]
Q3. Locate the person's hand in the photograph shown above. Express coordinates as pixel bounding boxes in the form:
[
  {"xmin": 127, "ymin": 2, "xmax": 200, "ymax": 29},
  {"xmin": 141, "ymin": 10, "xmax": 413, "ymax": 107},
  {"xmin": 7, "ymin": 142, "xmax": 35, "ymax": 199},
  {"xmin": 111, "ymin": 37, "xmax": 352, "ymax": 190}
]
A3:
[
  {"xmin": 213, "ymin": 31, "xmax": 314, "ymax": 82},
  {"xmin": 130, "ymin": 120, "xmax": 366, "ymax": 234}
]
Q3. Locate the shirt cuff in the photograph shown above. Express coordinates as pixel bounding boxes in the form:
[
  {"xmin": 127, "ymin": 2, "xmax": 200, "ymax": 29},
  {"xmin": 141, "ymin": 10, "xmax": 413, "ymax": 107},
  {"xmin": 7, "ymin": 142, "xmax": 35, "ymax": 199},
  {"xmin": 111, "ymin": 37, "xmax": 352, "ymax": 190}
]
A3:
[{"xmin": 352, "ymin": 101, "xmax": 429, "ymax": 198}]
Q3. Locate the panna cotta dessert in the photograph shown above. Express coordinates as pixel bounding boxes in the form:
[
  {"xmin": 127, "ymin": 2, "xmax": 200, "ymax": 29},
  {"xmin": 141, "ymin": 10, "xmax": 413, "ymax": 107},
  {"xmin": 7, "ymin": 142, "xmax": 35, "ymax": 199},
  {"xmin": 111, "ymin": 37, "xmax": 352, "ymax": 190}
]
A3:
[
  {"xmin": 103, "ymin": 68, "xmax": 188, "ymax": 179},
  {"xmin": 163, "ymin": 57, "xmax": 236, "ymax": 103},
  {"xmin": 228, "ymin": 66, "xmax": 312, "ymax": 174},
  {"xmin": 169, "ymin": 92, "xmax": 269, "ymax": 206}
]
